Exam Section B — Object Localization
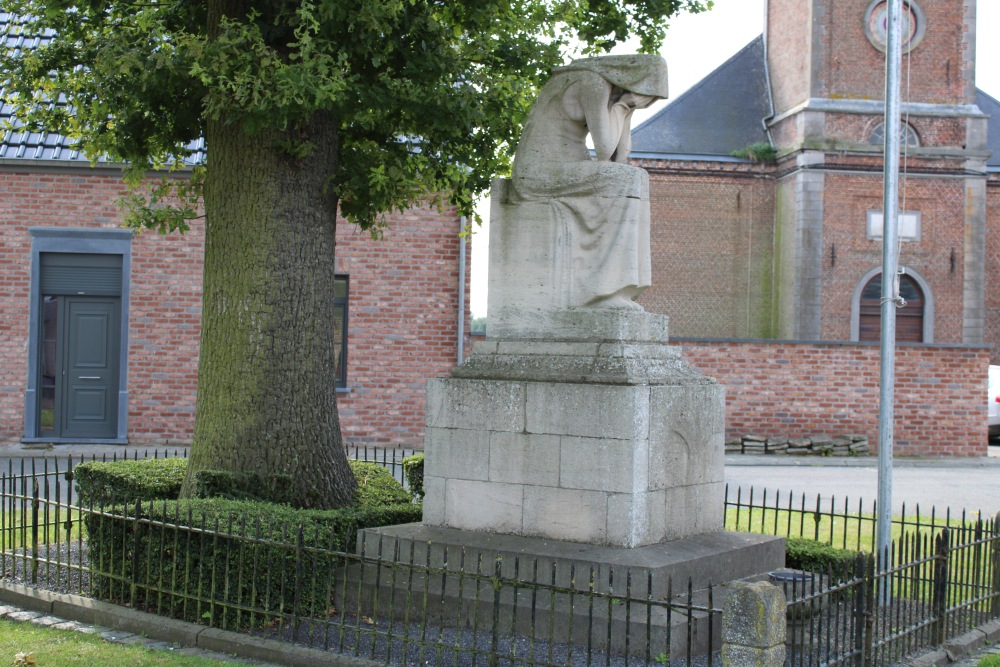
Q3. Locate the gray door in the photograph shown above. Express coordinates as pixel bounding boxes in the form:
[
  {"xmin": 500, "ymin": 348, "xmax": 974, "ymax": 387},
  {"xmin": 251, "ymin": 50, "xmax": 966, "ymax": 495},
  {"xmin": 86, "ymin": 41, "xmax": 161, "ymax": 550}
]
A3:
[{"xmin": 61, "ymin": 297, "xmax": 120, "ymax": 438}]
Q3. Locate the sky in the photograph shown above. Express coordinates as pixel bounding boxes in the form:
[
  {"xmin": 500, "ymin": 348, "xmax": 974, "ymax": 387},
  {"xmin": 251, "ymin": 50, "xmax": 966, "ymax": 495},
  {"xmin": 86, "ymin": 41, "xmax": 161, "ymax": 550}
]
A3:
[{"xmin": 468, "ymin": 0, "xmax": 1000, "ymax": 318}]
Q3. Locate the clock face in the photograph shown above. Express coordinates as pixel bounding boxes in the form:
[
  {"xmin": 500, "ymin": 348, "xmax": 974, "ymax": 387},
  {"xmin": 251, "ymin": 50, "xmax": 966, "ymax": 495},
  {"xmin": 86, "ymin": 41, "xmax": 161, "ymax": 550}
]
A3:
[{"xmin": 865, "ymin": 0, "xmax": 925, "ymax": 54}]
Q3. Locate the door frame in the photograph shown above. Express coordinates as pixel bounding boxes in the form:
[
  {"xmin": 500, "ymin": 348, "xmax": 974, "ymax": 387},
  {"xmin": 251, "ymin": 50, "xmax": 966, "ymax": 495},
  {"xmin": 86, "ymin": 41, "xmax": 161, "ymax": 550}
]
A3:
[
  {"xmin": 24, "ymin": 228, "xmax": 133, "ymax": 443},
  {"xmin": 850, "ymin": 265, "xmax": 935, "ymax": 343}
]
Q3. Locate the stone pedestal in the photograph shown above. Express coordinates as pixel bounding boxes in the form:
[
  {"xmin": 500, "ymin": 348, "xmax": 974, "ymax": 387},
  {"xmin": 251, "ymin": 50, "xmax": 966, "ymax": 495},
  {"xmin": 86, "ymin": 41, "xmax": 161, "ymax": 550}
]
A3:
[{"xmin": 422, "ymin": 310, "xmax": 724, "ymax": 549}]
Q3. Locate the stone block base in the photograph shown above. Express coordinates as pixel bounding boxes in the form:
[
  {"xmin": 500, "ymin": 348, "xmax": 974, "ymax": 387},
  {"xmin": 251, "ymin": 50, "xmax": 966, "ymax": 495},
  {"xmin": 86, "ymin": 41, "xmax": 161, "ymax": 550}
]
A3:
[{"xmin": 423, "ymin": 334, "xmax": 725, "ymax": 548}]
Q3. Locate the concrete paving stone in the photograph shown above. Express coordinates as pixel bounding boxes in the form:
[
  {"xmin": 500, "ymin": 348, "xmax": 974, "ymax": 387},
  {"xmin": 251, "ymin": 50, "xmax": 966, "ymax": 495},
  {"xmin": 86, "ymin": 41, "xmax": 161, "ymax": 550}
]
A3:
[
  {"xmin": 100, "ymin": 629, "xmax": 138, "ymax": 642},
  {"xmin": 113, "ymin": 633, "xmax": 157, "ymax": 646},
  {"xmin": 50, "ymin": 620, "xmax": 88, "ymax": 631},
  {"xmin": 6, "ymin": 611, "xmax": 42, "ymax": 622},
  {"xmin": 30, "ymin": 615, "xmax": 64, "ymax": 627},
  {"xmin": 0, "ymin": 604, "xmax": 20, "ymax": 617},
  {"xmin": 138, "ymin": 640, "xmax": 183, "ymax": 651}
]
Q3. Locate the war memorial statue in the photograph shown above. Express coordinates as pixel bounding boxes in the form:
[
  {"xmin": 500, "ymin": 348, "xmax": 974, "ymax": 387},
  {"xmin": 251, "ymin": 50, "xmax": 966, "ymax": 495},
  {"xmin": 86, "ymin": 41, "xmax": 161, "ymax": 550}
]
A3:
[{"xmin": 362, "ymin": 55, "xmax": 782, "ymax": 618}]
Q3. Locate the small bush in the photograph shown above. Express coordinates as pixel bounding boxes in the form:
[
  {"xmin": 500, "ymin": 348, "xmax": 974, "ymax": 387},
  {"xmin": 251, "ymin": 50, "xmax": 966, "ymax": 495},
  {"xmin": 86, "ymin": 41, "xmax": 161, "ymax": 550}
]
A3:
[
  {"xmin": 74, "ymin": 457, "xmax": 187, "ymax": 505},
  {"xmin": 786, "ymin": 537, "xmax": 859, "ymax": 573},
  {"xmin": 402, "ymin": 453, "xmax": 424, "ymax": 500},
  {"xmin": 353, "ymin": 461, "xmax": 413, "ymax": 506},
  {"xmin": 731, "ymin": 142, "xmax": 777, "ymax": 164}
]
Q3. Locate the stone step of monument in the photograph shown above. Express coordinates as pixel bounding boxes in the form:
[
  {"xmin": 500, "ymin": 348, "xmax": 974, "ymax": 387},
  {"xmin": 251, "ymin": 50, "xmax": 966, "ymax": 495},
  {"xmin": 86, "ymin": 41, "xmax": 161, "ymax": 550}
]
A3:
[{"xmin": 350, "ymin": 524, "xmax": 785, "ymax": 659}]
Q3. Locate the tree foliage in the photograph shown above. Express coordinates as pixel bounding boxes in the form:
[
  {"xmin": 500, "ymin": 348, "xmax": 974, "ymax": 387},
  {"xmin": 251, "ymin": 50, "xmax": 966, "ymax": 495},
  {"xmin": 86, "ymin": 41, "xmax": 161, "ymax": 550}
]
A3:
[
  {"xmin": 1, "ymin": 0, "xmax": 712, "ymax": 233},
  {"xmin": 2, "ymin": 0, "xmax": 712, "ymax": 509}
]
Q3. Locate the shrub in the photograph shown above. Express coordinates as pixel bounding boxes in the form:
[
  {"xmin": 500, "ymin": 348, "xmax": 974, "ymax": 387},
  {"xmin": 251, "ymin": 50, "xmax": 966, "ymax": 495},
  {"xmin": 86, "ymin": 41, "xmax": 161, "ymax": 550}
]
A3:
[
  {"xmin": 77, "ymin": 456, "xmax": 412, "ymax": 508},
  {"xmin": 85, "ymin": 496, "xmax": 422, "ymax": 628},
  {"xmin": 352, "ymin": 461, "xmax": 413, "ymax": 506},
  {"xmin": 786, "ymin": 537, "xmax": 859, "ymax": 573},
  {"xmin": 402, "ymin": 453, "xmax": 424, "ymax": 500},
  {"xmin": 82, "ymin": 455, "xmax": 422, "ymax": 628},
  {"xmin": 731, "ymin": 142, "xmax": 777, "ymax": 164},
  {"xmin": 74, "ymin": 457, "xmax": 187, "ymax": 505}
]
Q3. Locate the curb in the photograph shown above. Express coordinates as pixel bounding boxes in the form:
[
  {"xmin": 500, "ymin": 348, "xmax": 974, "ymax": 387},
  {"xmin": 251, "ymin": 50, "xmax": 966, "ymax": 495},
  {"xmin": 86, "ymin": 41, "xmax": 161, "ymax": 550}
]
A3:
[
  {"xmin": 902, "ymin": 619, "xmax": 1000, "ymax": 667},
  {"xmin": 0, "ymin": 582, "xmax": 379, "ymax": 667}
]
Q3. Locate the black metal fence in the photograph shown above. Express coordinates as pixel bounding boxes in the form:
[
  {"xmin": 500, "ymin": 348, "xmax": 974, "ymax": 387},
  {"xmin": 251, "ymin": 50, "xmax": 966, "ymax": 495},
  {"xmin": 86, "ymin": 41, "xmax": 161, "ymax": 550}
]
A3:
[
  {"xmin": 725, "ymin": 483, "xmax": 985, "ymax": 552},
  {"xmin": 0, "ymin": 450, "xmax": 720, "ymax": 667},
  {"xmin": 727, "ymin": 484, "xmax": 1000, "ymax": 667},
  {"xmin": 3, "ymin": 453, "xmax": 1000, "ymax": 667}
]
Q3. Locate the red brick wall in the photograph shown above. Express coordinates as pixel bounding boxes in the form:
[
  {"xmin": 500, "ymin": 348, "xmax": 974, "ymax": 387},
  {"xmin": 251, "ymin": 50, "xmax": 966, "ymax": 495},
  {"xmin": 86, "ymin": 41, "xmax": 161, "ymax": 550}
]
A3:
[
  {"xmin": 640, "ymin": 160, "xmax": 776, "ymax": 338},
  {"xmin": 0, "ymin": 166, "xmax": 469, "ymax": 447},
  {"xmin": 818, "ymin": 171, "xmax": 968, "ymax": 342},
  {"xmin": 334, "ymin": 207, "xmax": 470, "ymax": 446},
  {"xmin": 675, "ymin": 338, "xmax": 989, "ymax": 457},
  {"xmin": 821, "ymin": 0, "xmax": 973, "ymax": 105},
  {"xmin": 767, "ymin": 0, "xmax": 812, "ymax": 114}
]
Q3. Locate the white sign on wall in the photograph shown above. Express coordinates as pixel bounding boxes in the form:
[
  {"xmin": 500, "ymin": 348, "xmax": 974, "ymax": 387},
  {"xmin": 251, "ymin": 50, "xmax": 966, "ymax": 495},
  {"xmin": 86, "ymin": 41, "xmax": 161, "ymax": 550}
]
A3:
[{"xmin": 867, "ymin": 210, "xmax": 921, "ymax": 242}]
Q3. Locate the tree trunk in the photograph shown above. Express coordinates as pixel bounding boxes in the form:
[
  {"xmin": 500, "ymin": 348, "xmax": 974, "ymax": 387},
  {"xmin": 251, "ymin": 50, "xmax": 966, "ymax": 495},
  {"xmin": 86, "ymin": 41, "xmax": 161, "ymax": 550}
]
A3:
[{"xmin": 180, "ymin": 110, "xmax": 356, "ymax": 508}]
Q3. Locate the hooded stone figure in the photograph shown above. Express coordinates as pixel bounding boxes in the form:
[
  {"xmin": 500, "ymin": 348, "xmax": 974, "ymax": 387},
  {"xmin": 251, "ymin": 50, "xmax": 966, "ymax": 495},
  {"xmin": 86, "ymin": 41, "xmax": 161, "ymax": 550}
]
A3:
[{"xmin": 509, "ymin": 54, "xmax": 669, "ymax": 309}]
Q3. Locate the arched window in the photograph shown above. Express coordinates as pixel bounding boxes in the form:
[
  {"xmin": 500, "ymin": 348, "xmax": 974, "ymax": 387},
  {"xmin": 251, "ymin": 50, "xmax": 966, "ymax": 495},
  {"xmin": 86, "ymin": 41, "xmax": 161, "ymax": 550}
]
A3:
[
  {"xmin": 858, "ymin": 273, "xmax": 925, "ymax": 342},
  {"xmin": 869, "ymin": 122, "xmax": 920, "ymax": 148}
]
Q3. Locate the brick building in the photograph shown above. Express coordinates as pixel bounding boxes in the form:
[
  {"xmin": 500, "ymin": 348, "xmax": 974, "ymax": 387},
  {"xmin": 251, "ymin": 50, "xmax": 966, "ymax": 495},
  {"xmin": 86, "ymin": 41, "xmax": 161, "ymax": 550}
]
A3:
[
  {"xmin": 631, "ymin": 0, "xmax": 997, "ymax": 454},
  {"xmin": 0, "ymin": 12, "xmax": 471, "ymax": 448},
  {"xmin": 0, "ymin": 164, "xmax": 471, "ymax": 448}
]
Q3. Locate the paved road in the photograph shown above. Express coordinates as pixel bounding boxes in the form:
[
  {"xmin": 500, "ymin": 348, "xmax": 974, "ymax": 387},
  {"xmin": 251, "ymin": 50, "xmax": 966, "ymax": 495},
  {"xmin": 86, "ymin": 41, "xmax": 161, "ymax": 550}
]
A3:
[
  {"xmin": 3, "ymin": 443, "xmax": 999, "ymax": 518},
  {"xmin": 725, "ymin": 452, "xmax": 1000, "ymax": 517}
]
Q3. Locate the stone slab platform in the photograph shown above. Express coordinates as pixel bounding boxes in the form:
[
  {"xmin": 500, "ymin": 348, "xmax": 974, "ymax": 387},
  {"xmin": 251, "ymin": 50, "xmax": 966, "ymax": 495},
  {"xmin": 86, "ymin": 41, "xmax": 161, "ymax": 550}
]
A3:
[
  {"xmin": 353, "ymin": 524, "xmax": 785, "ymax": 658},
  {"xmin": 359, "ymin": 524, "xmax": 784, "ymax": 600}
]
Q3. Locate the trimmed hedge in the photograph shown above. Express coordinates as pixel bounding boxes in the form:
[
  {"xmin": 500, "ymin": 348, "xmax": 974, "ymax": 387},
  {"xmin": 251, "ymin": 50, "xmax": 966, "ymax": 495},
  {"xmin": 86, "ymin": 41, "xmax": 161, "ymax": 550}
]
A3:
[
  {"xmin": 401, "ymin": 453, "xmax": 424, "ymax": 500},
  {"xmin": 75, "ymin": 457, "xmax": 412, "ymax": 507},
  {"xmin": 81, "ymin": 455, "xmax": 421, "ymax": 628},
  {"xmin": 85, "ymin": 497, "xmax": 422, "ymax": 628},
  {"xmin": 74, "ymin": 458, "xmax": 187, "ymax": 505},
  {"xmin": 786, "ymin": 537, "xmax": 860, "ymax": 573}
]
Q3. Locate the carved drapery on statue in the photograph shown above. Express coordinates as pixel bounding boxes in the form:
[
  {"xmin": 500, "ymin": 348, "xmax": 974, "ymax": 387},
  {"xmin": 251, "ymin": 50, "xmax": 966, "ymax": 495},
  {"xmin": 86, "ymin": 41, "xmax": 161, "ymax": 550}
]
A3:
[{"xmin": 488, "ymin": 55, "xmax": 668, "ymax": 336}]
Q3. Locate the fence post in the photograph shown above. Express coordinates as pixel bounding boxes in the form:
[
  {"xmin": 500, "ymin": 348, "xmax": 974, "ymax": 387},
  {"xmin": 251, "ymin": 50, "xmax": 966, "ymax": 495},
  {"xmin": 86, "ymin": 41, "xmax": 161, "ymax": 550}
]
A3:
[
  {"xmin": 991, "ymin": 515, "xmax": 1000, "ymax": 619},
  {"xmin": 130, "ymin": 497, "xmax": 143, "ymax": 610},
  {"xmin": 722, "ymin": 581, "xmax": 786, "ymax": 667},
  {"xmin": 31, "ymin": 478, "xmax": 39, "ymax": 584},
  {"xmin": 932, "ymin": 528, "xmax": 950, "ymax": 646},
  {"xmin": 851, "ymin": 553, "xmax": 871, "ymax": 667}
]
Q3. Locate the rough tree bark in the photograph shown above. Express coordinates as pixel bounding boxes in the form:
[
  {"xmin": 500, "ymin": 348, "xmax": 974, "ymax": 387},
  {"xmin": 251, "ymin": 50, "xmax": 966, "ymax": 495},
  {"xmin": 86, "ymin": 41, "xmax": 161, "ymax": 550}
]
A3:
[{"xmin": 179, "ymin": 108, "xmax": 357, "ymax": 508}]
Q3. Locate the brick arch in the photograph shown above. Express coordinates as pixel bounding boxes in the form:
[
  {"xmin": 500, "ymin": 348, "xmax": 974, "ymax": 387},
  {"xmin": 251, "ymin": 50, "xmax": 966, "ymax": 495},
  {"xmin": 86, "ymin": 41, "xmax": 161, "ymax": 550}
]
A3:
[{"xmin": 850, "ymin": 266, "xmax": 935, "ymax": 343}]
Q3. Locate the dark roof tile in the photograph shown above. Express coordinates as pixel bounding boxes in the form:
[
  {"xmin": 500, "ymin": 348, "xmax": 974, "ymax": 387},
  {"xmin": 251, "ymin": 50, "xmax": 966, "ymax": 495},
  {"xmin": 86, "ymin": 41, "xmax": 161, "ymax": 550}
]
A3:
[
  {"xmin": 630, "ymin": 35, "xmax": 771, "ymax": 158},
  {"xmin": 977, "ymin": 89, "xmax": 1000, "ymax": 169},
  {"xmin": 0, "ymin": 12, "xmax": 205, "ymax": 165}
]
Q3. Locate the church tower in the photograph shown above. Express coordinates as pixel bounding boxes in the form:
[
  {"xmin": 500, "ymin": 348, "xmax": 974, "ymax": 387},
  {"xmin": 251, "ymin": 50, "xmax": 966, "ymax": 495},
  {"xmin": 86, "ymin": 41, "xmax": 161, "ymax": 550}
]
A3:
[{"xmin": 765, "ymin": 0, "xmax": 988, "ymax": 343}]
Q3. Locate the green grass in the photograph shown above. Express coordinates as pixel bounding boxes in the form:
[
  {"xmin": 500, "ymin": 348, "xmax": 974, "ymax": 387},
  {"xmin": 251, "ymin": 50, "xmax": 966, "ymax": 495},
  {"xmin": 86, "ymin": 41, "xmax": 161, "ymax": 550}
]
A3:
[
  {"xmin": 725, "ymin": 507, "xmax": 974, "ymax": 554},
  {"xmin": 1, "ymin": 506, "xmax": 86, "ymax": 551},
  {"xmin": 0, "ymin": 617, "xmax": 250, "ymax": 666},
  {"xmin": 978, "ymin": 654, "xmax": 1000, "ymax": 667}
]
